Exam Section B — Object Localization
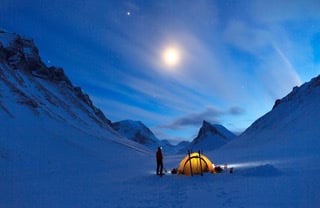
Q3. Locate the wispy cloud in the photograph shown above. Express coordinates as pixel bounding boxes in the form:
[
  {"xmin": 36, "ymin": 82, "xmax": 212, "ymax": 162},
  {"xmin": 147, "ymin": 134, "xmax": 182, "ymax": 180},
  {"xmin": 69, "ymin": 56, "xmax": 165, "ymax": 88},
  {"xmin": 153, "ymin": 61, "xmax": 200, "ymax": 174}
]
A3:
[
  {"xmin": 256, "ymin": 43, "xmax": 302, "ymax": 100},
  {"xmin": 90, "ymin": 95, "xmax": 169, "ymax": 125},
  {"xmin": 222, "ymin": 17, "xmax": 303, "ymax": 101},
  {"xmin": 223, "ymin": 20, "xmax": 271, "ymax": 54},
  {"xmin": 250, "ymin": 0, "xmax": 320, "ymax": 23},
  {"xmin": 159, "ymin": 106, "xmax": 245, "ymax": 130}
]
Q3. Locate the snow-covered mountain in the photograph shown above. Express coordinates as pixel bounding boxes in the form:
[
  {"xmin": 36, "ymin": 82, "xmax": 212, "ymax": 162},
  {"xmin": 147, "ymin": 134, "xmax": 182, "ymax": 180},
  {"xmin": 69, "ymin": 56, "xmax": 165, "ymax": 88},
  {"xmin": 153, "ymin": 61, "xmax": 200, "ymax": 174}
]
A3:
[
  {"xmin": 0, "ymin": 30, "xmax": 156, "ymax": 208},
  {"xmin": 111, "ymin": 120, "xmax": 175, "ymax": 152},
  {"xmin": 216, "ymin": 74, "xmax": 320, "ymax": 161},
  {"xmin": 180, "ymin": 120, "xmax": 235, "ymax": 153},
  {"xmin": 0, "ymin": 29, "xmax": 151, "ymax": 160},
  {"xmin": 112, "ymin": 120, "xmax": 159, "ymax": 147},
  {"xmin": 0, "ymin": 30, "xmax": 113, "ymax": 132},
  {"xmin": 175, "ymin": 140, "xmax": 190, "ymax": 150}
]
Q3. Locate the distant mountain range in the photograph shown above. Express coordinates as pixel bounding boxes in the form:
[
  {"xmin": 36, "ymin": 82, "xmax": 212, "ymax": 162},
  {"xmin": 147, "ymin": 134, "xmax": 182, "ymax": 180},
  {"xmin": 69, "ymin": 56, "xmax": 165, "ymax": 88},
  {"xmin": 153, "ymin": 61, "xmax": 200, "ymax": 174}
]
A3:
[{"xmin": 111, "ymin": 119, "xmax": 237, "ymax": 153}]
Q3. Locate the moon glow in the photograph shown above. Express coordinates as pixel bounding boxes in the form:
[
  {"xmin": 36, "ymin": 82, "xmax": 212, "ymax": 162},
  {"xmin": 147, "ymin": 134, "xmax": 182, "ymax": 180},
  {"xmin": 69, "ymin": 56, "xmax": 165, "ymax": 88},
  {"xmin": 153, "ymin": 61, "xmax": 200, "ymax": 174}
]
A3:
[{"xmin": 162, "ymin": 47, "xmax": 180, "ymax": 67}]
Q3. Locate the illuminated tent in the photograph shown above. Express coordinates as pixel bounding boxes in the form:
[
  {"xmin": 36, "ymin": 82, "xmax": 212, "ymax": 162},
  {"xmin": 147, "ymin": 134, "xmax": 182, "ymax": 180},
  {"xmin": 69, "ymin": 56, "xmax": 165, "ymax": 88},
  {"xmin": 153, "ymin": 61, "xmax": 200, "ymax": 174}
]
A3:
[{"xmin": 178, "ymin": 152, "xmax": 215, "ymax": 176}]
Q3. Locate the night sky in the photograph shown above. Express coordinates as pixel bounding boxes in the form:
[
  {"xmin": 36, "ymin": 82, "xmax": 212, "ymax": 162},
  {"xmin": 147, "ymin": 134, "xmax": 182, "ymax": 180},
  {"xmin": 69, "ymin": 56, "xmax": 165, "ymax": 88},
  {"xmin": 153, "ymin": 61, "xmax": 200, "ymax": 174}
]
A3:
[{"xmin": 1, "ymin": 0, "xmax": 320, "ymax": 143}]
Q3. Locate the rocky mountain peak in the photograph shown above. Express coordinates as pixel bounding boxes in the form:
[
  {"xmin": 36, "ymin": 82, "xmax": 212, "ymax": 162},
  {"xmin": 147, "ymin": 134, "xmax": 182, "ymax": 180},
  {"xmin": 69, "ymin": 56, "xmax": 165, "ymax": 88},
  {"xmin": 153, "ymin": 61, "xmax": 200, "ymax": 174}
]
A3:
[
  {"xmin": 197, "ymin": 120, "xmax": 228, "ymax": 141},
  {"xmin": 0, "ymin": 30, "xmax": 111, "ymax": 127},
  {"xmin": 272, "ymin": 74, "xmax": 320, "ymax": 110}
]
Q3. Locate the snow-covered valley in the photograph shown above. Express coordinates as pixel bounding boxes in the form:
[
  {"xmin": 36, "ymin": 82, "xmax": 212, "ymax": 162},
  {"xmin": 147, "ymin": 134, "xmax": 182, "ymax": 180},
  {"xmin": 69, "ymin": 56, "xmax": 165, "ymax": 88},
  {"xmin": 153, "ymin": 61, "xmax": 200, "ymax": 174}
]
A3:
[{"xmin": 1, "ymin": 30, "xmax": 319, "ymax": 207}]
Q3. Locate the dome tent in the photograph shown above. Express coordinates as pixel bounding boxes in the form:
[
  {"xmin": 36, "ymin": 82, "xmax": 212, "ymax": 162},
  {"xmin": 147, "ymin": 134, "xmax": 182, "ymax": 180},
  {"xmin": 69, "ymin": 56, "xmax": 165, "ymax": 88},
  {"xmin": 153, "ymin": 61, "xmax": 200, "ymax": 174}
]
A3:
[{"xmin": 178, "ymin": 151, "xmax": 215, "ymax": 176}]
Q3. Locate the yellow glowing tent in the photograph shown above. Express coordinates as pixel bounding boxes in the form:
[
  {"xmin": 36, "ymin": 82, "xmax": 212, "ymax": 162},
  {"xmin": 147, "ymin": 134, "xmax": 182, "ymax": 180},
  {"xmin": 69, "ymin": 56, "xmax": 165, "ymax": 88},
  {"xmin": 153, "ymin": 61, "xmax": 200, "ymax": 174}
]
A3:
[{"xmin": 178, "ymin": 152, "xmax": 215, "ymax": 176}]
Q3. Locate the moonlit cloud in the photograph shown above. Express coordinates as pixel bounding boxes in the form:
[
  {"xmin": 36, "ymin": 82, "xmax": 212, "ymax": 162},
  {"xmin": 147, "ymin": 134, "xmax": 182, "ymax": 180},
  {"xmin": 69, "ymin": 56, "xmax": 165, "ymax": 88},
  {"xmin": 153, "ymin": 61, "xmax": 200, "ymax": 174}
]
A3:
[
  {"xmin": 91, "ymin": 96, "xmax": 168, "ymax": 125},
  {"xmin": 252, "ymin": 43, "xmax": 302, "ymax": 100},
  {"xmin": 160, "ymin": 106, "xmax": 245, "ymax": 130},
  {"xmin": 224, "ymin": 20, "xmax": 271, "ymax": 54},
  {"xmin": 250, "ymin": 0, "xmax": 320, "ymax": 23},
  {"xmin": 229, "ymin": 106, "xmax": 246, "ymax": 115}
]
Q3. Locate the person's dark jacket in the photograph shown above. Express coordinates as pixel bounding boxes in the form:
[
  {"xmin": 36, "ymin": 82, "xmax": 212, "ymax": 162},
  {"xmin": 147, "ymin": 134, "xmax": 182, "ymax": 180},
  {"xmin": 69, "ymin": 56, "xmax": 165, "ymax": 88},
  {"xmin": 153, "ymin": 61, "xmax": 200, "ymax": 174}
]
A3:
[{"xmin": 156, "ymin": 148, "xmax": 163, "ymax": 161}]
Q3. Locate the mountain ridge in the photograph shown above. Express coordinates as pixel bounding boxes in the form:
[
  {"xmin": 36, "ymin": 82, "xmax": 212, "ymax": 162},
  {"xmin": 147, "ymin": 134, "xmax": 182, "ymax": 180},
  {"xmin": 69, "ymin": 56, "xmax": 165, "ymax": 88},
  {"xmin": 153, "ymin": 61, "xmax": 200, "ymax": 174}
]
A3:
[
  {"xmin": 180, "ymin": 120, "xmax": 235, "ymax": 153},
  {"xmin": 217, "ymin": 74, "xmax": 320, "ymax": 159},
  {"xmin": 0, "ymin": 30, "xmax": 112, "ymax": 130},
  {"xmin": 111, "ymin": 119, "xmax": 177, "ymax": 152},
  {"xmin": 111, "ymin": 120, "xmax": 159, "ymax": 147}
]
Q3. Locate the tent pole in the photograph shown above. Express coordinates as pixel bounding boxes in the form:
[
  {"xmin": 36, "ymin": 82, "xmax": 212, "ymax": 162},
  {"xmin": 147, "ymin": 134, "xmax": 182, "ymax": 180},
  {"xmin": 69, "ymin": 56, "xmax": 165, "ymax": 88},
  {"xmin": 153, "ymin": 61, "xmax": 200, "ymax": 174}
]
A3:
[
  {"xmin": 188, "ymin": 150, "xmax": 193, "ymax": 176},
  {"xmin": 198, "ymin": 150, "xmax": 203, "ymax": 176}
]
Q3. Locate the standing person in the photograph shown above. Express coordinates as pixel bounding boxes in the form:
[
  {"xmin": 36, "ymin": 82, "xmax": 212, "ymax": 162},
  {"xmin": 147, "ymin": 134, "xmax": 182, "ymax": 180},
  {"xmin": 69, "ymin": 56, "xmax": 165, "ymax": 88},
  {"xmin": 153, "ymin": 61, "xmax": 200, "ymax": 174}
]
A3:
[{"xmin": 156, "ymin": 146, "xmax": 163, "ymax": 176}]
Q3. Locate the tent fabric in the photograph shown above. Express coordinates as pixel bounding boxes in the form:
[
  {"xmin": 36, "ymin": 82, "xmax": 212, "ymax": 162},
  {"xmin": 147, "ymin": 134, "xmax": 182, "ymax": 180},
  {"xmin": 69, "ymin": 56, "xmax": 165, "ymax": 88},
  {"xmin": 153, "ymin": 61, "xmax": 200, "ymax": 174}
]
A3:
[{"xmin": 178, "ymin": 152, "xmax": 215, "ymax": 176}]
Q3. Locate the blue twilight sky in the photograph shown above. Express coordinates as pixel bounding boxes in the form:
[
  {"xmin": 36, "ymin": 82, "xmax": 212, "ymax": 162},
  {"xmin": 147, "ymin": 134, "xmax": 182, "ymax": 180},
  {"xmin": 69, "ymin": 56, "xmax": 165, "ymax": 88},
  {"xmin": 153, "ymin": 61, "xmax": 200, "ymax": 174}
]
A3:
[{"xmin": 1, "ymin": 0, "xmax": 320, "ymax": 143}]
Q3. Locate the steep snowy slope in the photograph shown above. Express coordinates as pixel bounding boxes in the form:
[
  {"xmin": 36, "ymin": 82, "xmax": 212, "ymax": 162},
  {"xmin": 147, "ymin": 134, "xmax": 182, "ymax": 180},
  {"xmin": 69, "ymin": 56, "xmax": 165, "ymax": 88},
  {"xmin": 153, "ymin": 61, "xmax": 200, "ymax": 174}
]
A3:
[
  {"xmin": 0, "ymin": 107, "xmax": 152, "ymax": 208},
  {"xmin": 0, "ymin": 30, "xmax": 155, "ymax": 150},
  {"xmin": 0, "ymin": 30, "xmax": 155, "ymax": 208},
  {"xmin": 0, "ymin": 30, "xmax": 113, "ymax": 134},
  {"xmin": 215, "ymin": 74, "xmax": 320, "ymax": 161},
  {"xmin": 198, "ymin": 75, "xmax": 320, "ymax": 207},
  {"xmin": 180, "ymin": 120, "xmax": 235, "ymax": 153}
]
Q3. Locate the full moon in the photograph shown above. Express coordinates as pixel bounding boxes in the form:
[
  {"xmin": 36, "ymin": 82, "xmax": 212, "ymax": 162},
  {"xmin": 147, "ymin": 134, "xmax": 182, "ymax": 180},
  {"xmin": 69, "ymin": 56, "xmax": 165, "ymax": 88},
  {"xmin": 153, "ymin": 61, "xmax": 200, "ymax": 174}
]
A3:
[{"xmin": 162, "ymin": 47, "xmax": 180, "ymax": 67}]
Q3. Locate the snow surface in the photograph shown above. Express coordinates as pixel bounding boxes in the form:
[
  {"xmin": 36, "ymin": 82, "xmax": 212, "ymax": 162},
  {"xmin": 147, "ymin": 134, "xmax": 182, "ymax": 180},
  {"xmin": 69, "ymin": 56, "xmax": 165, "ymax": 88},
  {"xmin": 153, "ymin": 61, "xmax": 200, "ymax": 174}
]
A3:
[{"xmin": 1, "ymin": 31, "xmax": 319, "ymax": 207}]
